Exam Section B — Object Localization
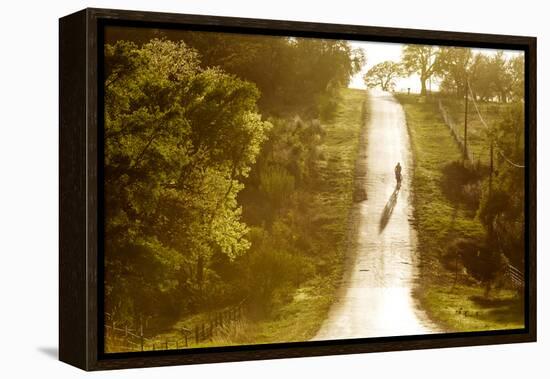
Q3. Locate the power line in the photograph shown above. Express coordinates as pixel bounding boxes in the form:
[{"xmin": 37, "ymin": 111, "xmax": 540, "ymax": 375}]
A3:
[{"xmin": 467, "ymin": 81, "xmax": 525, "ymax": 169}]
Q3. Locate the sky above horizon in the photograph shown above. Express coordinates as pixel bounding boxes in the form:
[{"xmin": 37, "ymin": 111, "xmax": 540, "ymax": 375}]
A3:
[{"xmin": 348, "ymin": 41, "xmax": 524, "ymax": 93}]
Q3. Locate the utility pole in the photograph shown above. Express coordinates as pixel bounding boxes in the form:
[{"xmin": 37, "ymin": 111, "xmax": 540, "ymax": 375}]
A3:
[
  {"xmin": 488, "ymin": 136, "xmax": 494, "ymax": 237},
  {"xmin": 489, "ymin": 137, "xmax": 494, "ymax": 196},
  {"xmin": 463, "ymin": 86, "xmax": 469, "ymax": 163}
]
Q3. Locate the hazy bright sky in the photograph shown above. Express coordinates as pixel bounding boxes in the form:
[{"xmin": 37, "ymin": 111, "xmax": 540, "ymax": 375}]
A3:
[{"xmin": 348, "ymin": 41, "xmax": 524, "ymax": 93}]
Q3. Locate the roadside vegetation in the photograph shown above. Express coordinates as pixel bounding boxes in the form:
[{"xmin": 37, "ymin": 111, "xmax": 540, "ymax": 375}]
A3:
[
  {"xmin": 103, "ymin": 28, "xmax": 367, "ymax": 351},
  {"xmin": 395, "ymin": 48, "xmax": 525, "ymax": 332},
  {"xmin": 397, "ymin": 93, "xmax": 524, "ymax": 332},
  {"xmin": 170, "ymin": 88, "xmax": 368, "ymax": 348}
]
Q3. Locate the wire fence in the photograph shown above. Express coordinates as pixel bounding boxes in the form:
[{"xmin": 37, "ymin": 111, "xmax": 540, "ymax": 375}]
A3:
[
  {"xmin": 105, "ymin": 298, "xmax": 247, "ymax": 352},
  {"xmin": 466, "ymin": 81, "xmax": 525, "ymax": 169},
  {"xmin": 504, "ymin": 263, "xmax": 525, "ymax": 290},
  {"xmin": 437, "ymin": 99, "xmax": 476, "ymax": 164}
]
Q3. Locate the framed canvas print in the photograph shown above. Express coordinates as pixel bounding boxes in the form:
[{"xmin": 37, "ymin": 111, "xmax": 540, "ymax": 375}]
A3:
[{"xmin": 59, "ymin": 8, "xmax": 536, "ymax": 371}]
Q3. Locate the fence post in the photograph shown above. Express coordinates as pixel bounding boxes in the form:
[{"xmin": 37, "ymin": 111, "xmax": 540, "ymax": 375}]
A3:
[
  {"xmin": 185, "ymin": 333, "xmax": 188, "ymax": 347},
  {"xmin": 195, "ymin": 325, "xmax": 199, "ymax": 344},
  {"xmin": 201, "ymin": 323, "xmax": 206, "ymax": 341},
  {"xmin": 140, "ymin": 321, "xmax": 144, "ymax": 352}
]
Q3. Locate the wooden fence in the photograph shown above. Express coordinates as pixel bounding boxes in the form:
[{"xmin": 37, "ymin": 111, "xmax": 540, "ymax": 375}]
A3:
[
  {"xmin": 504, "ymin": 263, "xmax": 525, "ymax": 291},
  {"xmin": 438, "ymin": 99, "xmax": 476, "ymax": 164},
  {"xmin": 105, "ymin": 299, "xmax": 246, "ymax": 352}
]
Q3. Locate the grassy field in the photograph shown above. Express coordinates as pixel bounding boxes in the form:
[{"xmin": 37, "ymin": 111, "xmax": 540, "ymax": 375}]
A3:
[
  {"xmin": 396, "ymin": 93, "xmax": 524, "ymax": 332},
  {"xmin": 438, "ymin": 95, "xmax": 516, "ymax": 166},
  {"xmin": 147, "ymin": 88, "xmax": 369, "ymax": 348}
]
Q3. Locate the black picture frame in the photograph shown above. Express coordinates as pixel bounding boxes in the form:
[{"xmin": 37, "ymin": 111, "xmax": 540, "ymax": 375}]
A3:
[{"xmin": 59, "ymin": 7, "xmax": 537, "ymax": 371}]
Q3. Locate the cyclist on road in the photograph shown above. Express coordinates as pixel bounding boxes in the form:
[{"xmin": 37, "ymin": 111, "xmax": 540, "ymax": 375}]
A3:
[{"xmin": 395, "ymin": 162, "xmax": 402, "ymax": 186}]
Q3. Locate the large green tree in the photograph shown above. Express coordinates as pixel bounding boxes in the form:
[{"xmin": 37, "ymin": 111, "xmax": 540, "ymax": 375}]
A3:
[
  {"xmin": 507, "ymin": 55, "xmax": 525, "ymax": 102},
  {"xmin": 402, "ymin": 45, "xmax": 438, "ymax": 95},
  {"xmin": 104, "ymin": 39, "xmax": 271, "ymax": 324},
  {"xmin": 105, "ymin": 28, "xmax": 365, "ymax": 118},
  {"xmin": 152, "ymin": 32, "xmax": 365, "ymax": 117},
  {"xmin": 478, "ymin": 104, "xmax": 524, "ymax": 268},
  {"xmin": 488, "ymin": 51, "xmax": 513, "ymax": 103},
  {"xmin": 469, "ymin": 52, "xmax": 524, "ymax": 103},
  {"xmin": 468, "ymin": 54, "xmax": 494, "ymax": 101},
  {"xmin": 434, "ymin": 47, "xmax": 474, "ymax": 97}
]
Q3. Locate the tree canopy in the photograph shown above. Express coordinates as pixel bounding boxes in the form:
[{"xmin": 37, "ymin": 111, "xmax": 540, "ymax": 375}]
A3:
[
  {"xmin": 104, "ymin": 39, "xmax": 272, "ymax": 322},
  {"xmin": 103, "ymin": 34, "xmax": 363, "ymax": 330},
  {"xmin": 434, "ymin": 48, "xmax": 525, "ymax": 103},
  {"xmin": 402, "ymin": 45, "xmax": 438, "ymax": 95},
  {"xmin": 363, "ymin": 61, "xmax": 404, "ymax": 91},
  {"xmin": 106, "ymin": 28, "xmax": 365, "ymax": 118},
  {"xmin": 434, "ymin": 47, "xmax": 474, "ymax": 97}
]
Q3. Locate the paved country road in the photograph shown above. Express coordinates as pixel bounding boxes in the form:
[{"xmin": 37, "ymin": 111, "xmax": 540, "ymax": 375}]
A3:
[{"xmin": 313, "ymin": 90, "xmax": 439, "ymax": 341}]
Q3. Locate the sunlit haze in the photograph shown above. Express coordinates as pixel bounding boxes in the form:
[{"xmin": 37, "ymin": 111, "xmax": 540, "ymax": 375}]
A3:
[{"xmin": 349, "ymin": 41, "xmax": 524, "ymax": 93}]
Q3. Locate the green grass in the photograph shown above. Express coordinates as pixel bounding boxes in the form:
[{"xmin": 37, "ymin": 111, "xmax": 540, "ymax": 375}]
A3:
[
  {"xmin": 438, "ymin": 95, "xmax": 515, "ymax": 165},
  {"xmin": 423, "ymin": 283, "xmax": 524, "ymax": 332},
  {"xmin": 395, "ymin": 93, "xmax": 524, "ymax": 332},
  {"xmin": 314, "ymin": 88, "xmax": 369, "ymax": 240},
  {"xmin": 190, "ymin": 276, "xmax": 338, "ymax": 348}
]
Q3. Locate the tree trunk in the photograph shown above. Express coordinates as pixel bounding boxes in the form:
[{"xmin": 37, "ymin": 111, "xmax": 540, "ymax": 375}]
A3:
[{"xmin": 420, "ymin": 77, "xmax": 427, "ymax": 96}]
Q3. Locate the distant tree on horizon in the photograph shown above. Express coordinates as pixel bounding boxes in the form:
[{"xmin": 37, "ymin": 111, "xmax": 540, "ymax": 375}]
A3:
[{"xmin": 363, "ymin": 61, "xmax": 404, "ymax": 91}]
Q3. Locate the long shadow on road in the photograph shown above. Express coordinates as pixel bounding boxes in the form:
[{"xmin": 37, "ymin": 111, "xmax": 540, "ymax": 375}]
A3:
[{"xmin": 379, "ymin": 185, "xmax": 400, "ymax": 233}]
